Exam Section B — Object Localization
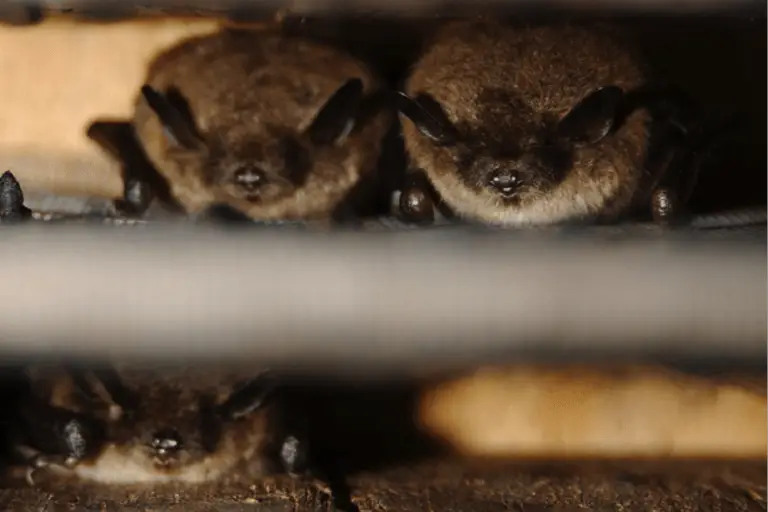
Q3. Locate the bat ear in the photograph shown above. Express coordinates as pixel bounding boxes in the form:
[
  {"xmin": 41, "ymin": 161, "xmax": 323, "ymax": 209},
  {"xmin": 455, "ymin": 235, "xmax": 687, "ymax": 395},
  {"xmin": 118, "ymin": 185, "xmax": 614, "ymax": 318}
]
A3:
[
  {"xmin": 86, "ymin": 120, "xmax": 136, "ymax": 161},
  {"xmin": 556, "ymin": 85, "xmax": 624, "ymax": 145},
  {"xmin": 141, "ymin": 85, "xmax": 204, "ymax": 151},
  {"xmin": 69, "ymin": 366, "xmax": 139, "ymax": 421},
  {"xmin": 396, "ymin": 92, "xmax": 459, "ymax": 147},
  {"xmin": 306, "ymin": 78, "xmax": 364, "ymax": 146},
  {"xmin": 217, "ymin": 372, "xmax": 278, "ymax": 421}
]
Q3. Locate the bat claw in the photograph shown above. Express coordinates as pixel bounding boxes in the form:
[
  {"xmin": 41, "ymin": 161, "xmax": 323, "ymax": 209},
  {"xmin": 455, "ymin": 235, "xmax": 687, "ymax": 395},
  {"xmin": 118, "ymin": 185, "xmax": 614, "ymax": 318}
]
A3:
[
  {"xmin": 23, "ymin": 454, "xmax": 52, "ymax": 486},
  {"xmin": 25, "ymin": 466, "xmax": 38, "ymax": 487}
]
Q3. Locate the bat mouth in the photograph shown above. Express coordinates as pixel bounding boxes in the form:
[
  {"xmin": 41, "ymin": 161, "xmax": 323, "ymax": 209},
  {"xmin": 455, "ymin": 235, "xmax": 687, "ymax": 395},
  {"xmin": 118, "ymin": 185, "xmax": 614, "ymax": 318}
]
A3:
[
  {"xmin": 498, "ymin": 195, "xmax": 524, "ymax": 206},
  {"xmin": 151, "ymin": 454, "xmax": 182, "ymax": 469}
]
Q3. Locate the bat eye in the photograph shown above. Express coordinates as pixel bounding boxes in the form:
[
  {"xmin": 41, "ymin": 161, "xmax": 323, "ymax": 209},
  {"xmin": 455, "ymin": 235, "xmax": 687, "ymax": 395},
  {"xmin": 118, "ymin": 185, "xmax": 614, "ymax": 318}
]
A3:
[
  {"xmin": 399, "ymin": 185, "xmax": 435, "ymax": 224},
  {"xmin": 233, "ymin": 167, "xmax": 266, "ymax": 192}
]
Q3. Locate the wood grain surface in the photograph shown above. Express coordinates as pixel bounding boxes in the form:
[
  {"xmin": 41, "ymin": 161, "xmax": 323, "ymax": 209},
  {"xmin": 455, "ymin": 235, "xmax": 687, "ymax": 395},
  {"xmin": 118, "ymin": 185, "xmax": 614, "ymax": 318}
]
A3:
[{"xmin": 0, "ymin": 18, "xmax": 224, "ymax": 198}]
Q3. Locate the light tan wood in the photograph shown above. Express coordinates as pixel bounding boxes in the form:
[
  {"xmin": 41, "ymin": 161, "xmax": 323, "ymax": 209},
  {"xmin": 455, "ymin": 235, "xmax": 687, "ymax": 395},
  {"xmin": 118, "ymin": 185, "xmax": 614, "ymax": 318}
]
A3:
[
  {"xmin": 419, "ymin": 365, "xmax": 767, "ymax": 459},
  {"xmin": 0, "ymin": 18, "xmax": 226, "ymax": 198}
]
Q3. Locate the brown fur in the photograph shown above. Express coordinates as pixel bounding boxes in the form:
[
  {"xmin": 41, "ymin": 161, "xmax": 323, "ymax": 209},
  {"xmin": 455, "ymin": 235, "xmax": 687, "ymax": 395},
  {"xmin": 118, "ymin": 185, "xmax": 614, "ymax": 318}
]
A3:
[
  {"xmin": 401, "ymin": 19, "xmax": 653, "ymax": 226},
  {"xmin": 134, "ymin": 28, "xmax": 392, "ymax": 221},
  {"xmin": 27, "ymin": 365, "xmax": 281, "ymax": 484}
]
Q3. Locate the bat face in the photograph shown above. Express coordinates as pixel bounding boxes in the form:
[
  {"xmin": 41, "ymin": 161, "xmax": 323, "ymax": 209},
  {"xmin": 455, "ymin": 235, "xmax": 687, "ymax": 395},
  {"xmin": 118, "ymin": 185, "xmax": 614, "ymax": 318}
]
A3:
[
  {"xmin": 129, "ymin": 32, "xmax": 391, "ymax": 221},
  {"xmin": 7, "ymin": 365, "xmax": 308, "ymax": 485},
  {"xmin": 397, "ymin": 21, "xmax": 660, "ymax": 227}
]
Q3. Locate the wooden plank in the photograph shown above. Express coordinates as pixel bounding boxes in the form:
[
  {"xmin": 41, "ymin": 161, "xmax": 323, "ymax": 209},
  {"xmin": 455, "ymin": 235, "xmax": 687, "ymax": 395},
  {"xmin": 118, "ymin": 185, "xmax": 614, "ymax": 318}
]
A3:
[{"xmin": 0, "ymin": 18, "xmax": 224, "ymax": 198}]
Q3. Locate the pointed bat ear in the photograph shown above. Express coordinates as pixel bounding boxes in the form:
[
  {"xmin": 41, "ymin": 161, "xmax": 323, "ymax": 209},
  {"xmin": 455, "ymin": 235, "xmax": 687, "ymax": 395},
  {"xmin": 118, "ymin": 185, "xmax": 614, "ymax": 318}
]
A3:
[
  {"xmin": 306, "ymin": 78, "xmax": 364, "ymax": 147},
  {"xmin": 216, "ymin": 372, "xmax": 278, "ymax": 421},
  {"xmin": 396, "ymin": 92, "xmax": 458, "ymax": 147},
  {"xmin": 556, "ymin": 85, "xmax": 624, "ymax": 145},
  {"xmin": 140, "ymin": 85, "xmax": 204, "ymax": 151},
  {"xmin": 69, "ymin": 366, "xmax": 139, "ymax": 421}
]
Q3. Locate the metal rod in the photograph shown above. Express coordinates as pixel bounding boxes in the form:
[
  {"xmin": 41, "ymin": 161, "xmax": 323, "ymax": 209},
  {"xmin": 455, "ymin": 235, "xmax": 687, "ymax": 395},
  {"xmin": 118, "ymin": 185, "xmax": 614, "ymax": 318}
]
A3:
[{"xmin": 0, "ymin": 224, "xmax": 762, "ymax": 373}]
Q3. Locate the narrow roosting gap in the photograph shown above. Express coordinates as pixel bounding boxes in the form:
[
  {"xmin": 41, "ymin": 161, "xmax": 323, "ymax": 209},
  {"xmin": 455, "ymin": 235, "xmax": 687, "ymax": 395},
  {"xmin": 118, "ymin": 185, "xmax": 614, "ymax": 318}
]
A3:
[
  {"xmin": 0, "ymin": 7, "xmax": 764, "ymax": 223},
  {"xmin": 0, "ymin": 366, "xmax": 764, "ymax": 510}
]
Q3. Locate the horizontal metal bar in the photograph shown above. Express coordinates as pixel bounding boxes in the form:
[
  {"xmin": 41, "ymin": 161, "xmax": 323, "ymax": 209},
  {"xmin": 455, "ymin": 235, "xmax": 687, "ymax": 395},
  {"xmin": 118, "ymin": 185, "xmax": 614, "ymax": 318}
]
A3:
[{"xmin": 0, "ymin": 224, "xmax": 762, "ymax": 374}]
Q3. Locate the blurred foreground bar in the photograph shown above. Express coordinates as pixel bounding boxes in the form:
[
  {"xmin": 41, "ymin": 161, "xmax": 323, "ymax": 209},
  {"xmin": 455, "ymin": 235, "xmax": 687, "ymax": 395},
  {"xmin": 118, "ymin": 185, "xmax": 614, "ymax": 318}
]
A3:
[{"xmin": 0, "ymin": 224, "xmax": 762, "ymax": 374}]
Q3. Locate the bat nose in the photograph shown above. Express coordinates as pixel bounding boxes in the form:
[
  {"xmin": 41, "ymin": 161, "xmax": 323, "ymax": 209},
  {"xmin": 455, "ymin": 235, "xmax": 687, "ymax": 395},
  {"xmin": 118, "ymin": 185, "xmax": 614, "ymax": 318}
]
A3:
[
  {"xmin": 487, "ymin": 170, "xmax": 523, "ymax": 198},
  {"xmin": 151, "ymin": 428, "xmax": 182, "ymax": 457}
]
